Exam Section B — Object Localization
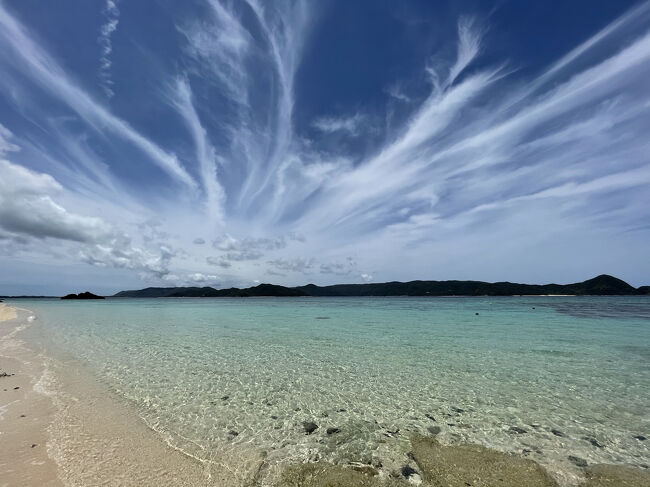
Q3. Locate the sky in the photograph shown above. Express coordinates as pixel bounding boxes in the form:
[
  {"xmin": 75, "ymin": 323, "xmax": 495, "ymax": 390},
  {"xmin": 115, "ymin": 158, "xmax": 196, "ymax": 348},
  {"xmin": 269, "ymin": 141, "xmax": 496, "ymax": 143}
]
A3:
[{"xmin": 1, "ymin": 0, "xmax": 650, "ymax": 295}]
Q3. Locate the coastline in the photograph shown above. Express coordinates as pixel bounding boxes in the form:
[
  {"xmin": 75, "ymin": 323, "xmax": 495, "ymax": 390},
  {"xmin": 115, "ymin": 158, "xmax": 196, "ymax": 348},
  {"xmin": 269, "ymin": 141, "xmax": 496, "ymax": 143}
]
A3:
[
  {"xmin": 0, "ymin": 303, "xmax": 242, "ymax": 486},
  {"xmin": 1, "ymin": 302, "xmax": 649, "ymax": 487},
  {"xmin": 0, "ymin": 304, "xmax": 61, "ymax": 486}
]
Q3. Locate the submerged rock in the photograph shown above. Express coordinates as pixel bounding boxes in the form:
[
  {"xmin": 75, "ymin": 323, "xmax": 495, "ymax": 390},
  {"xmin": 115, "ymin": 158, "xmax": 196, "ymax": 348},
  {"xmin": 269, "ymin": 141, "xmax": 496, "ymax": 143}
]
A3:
[
  {"xmin": 303, "ymin": 422, "xmax": 318, "ymax": 434},
  {"xmin": 633, "ymin": 435, "xmax": 646, "ymax": 441},
  {"xmin": 427, "ymin": 426, "xmax": 441, "ymax": 436},
  {"xmin": 551, "ymin": 429, "xmax": 566, "ymax": 437},
  {"xmin": 568, "ymin": 455, "xmax": 588, "ymax": 467},
  {"xmin": 584, "ymin": 436, "xmax": 604, "ymax": 448},
  {"xmin": 410, "ymin": 434, "xmax": 558, "ymax": 486},
  {"xmin": 277, "ymin": 462, "xmax": 406, "ymax": 487},
  {"xmin": 326, "ymin": 427, "xmax": 341, "ymax": 435},
  {"xmin": 584, "ymin": 464, "xmax": 650, "ymax": 486},
  {"xmin": 401, "ymin": 465, "xmax": 418, "ymax": 478}
]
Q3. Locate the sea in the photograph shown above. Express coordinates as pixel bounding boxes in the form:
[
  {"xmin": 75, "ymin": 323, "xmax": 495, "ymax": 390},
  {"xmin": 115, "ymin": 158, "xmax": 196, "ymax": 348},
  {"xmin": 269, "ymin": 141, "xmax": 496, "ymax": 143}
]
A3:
[{"xmin": 9, "ymin": 296, "xmax": 650, "ymax": 484}]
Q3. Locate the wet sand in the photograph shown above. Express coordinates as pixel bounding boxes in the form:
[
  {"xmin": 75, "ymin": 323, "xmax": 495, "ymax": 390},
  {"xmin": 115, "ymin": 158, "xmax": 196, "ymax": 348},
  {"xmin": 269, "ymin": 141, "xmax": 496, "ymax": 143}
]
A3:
[{"xmin": 1, "ymin": 303, "xmax": 649, "ymax": 487}]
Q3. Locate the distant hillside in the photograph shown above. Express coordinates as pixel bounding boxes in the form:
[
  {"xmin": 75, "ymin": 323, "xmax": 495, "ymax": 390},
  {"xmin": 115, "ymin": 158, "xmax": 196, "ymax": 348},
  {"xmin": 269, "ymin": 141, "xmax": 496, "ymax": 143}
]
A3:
[
  {"xmin": 114, "ymin": 275, "xmax": 648, "ymax": 298},
  {"xmin": 114, "ymin": 283, "xmax": 307, "ymax": 298}
]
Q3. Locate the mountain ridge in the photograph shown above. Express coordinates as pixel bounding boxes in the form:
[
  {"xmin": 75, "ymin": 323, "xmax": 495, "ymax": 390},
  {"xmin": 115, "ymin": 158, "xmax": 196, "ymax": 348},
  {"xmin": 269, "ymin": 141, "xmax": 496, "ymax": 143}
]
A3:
[{"xmin": 113, "ymin": 274, "xmax": 650, "ymax": 298}]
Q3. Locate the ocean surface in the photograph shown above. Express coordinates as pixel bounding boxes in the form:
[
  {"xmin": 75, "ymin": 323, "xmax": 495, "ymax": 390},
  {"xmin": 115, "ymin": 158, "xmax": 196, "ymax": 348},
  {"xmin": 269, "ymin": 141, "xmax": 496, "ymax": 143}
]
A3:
[{"xmin": 11, "ymin": 296, "xmax": 650, "ymax": 483}]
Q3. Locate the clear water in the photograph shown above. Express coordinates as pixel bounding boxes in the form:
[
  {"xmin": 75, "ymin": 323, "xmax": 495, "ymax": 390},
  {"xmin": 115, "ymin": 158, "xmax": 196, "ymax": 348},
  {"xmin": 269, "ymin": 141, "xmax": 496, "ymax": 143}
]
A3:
[{"xmin": 10, "ymin": 296, "xmax": 650, "ymax": 483}]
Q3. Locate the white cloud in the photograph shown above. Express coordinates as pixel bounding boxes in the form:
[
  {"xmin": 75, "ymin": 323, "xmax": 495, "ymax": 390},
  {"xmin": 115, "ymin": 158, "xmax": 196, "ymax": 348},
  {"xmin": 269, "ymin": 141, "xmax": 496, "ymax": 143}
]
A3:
[
  {"xmin": 180, "ymin": 0, "xmax": 252, "ymax": 104},
  {"xmin": 0, "ymin": 4, "xmax": 196, "ymax": 188},
  {"xmin": 360, "ymin": 273, "xmax": 373, "ymax": 283},
  {"xmin": 0, "ymin": 123, "xmax": 20, "ymax": 155},
  {"xmin": 267, "ymin": 257, "xmax": 314, "ymax": 273},
  {"xmin": 187, "ymin": 272, "xmax": 219, "ymax": 284},
  {"xmin": 0, "ymin": 160, "xmax": 112, "ymax": 242},
  {"xmin": 206, "ymin": 256, "xmax": 231, "ymax": 268},
  {"xmin": 169, "ymin": 78, "xmax": 226, "ymax": 225},
  {"xmin": 98, "ymin": 0, "xmax": 120, "ymax": 98},
  {"xmin": 312, "ymin": 113, "xmax": 366, "ymax": 136}
]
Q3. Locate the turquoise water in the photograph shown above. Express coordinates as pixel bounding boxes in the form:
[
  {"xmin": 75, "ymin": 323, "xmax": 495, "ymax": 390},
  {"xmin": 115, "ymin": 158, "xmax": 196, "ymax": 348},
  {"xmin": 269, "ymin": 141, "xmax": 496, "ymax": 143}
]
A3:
[{"xmin": 11, "ymin": 296, "xmax": 650, "ymax": 482}]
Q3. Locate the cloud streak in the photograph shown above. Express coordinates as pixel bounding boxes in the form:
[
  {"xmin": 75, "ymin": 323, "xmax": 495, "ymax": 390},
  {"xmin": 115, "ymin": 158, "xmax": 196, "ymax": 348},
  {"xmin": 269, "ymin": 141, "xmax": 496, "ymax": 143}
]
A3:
[
  {"xmin": 98, "ymin": 0, "xmax": 120, "ymax": 98},
  {"xmin": 0, "ymin": 4, "xmax": 196, "ymax": 188}
]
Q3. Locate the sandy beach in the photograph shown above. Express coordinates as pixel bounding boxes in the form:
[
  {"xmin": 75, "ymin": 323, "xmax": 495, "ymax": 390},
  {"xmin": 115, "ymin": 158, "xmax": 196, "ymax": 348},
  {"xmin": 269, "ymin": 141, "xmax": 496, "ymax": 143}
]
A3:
[
  {"xmin": 0, "ymin": 304, "xmax": 235, "ymax": 486},
  {"xmin": 1, "ymin": 302, "xmax": 649, "ymax": 487}
]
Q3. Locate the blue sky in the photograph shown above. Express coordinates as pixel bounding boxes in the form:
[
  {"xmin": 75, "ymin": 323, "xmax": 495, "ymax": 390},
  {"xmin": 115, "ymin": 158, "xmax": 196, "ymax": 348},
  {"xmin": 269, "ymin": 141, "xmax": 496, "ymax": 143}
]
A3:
[{"xmin": 1, "ymin": 0, "xmax": 649, "ymax": 295}]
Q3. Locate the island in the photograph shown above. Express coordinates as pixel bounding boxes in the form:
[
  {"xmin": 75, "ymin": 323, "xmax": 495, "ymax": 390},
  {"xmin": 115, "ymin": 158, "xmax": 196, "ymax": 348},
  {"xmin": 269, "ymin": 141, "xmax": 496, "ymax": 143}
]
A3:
[
  {"xmin": 61, "ymin": 291, "xmax": 106, "ymax": 300},
  {"xmin": 113, "ymin": 274, "xmax": 650, "ymax": 298}
]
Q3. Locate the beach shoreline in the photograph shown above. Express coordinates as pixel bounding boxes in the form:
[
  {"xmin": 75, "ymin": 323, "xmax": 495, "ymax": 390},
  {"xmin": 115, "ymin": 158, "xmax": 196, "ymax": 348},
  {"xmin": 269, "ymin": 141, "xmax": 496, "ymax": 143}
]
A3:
[
  {"xmin": 0, "ymin": 304, "xmax": 62, "ymax": 486},
  {"xmin": 1, "ymin": 304, "xmax": 241, "ymax": 486},
  {"xmin": 1, "ymin": 302, "xmax": 649, "ymax": 487}
]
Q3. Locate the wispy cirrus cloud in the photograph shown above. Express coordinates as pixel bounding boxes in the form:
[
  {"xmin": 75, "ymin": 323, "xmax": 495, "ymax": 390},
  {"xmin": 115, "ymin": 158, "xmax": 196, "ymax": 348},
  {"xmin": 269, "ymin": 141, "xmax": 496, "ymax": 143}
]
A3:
[
  {"xmin": 312, "ymin": 113, "xmax": 366, "ymax": 136},
  {"xmin": 0, "ymin": 3, "xmax": 195, "ymax": 188},
  {"xmin": 169, "ymin": 77, "xmax": 226, "ymax": 225},
  {"xmin": 98, "ymin": 0, "xmax": 120, "ymax": 98}
]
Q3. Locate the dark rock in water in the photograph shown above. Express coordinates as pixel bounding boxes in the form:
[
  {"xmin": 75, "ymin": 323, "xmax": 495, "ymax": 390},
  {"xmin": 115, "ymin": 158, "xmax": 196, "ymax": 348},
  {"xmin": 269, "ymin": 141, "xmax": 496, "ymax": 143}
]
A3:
[
  {"xmin": 551, "ymin": 429, "xmax": 566, "ymax": 437},
  {"xmin": 228, "ymin": 430, "xmax": 239, "ymax": 437},
  {"xmin": 326, "ymin": 427, "xmax": 341, "ymax": 435},
  {"xmin": 584, "ymin": 464, "xmax": 650, "ymax": 486},
  {"xmin": 31, "ymin": 444, "xmax": 37, "ymax": 448},
  {"xmin": 427, "ymin": 426, "xmax": 441, "ymax": 435},
  {"xmin": 13, "ymin": 386, "xmax": 19, "ymax": 390},
  {"xmin": 634, "ymin": 435, "xmax": 647, "ymax": 441},
  {"xmin": 569, "ymin": 456, "xmax": 588, "ymax": 467},
  {"xmin": 61, "ymin": 291, "xmax": 105, "ymax": 300},
  {"xmin": 584, "ymin": 436, "xmax": 604, "ymax": 448},
  {"xmin": 425, "ymin": 413, "xmax": 436, "ymax": 421},
  {"xmin": 401, "ymin": 465, "xmax": 418, "ymax": 478},
  {"xmin": 510, "ymin": 426, "xmax": 528, "ymax": 434},
  {"xmin": 475, "ymin": 312, "xmax": 479, "ymax": 315},
  {"xmin": 280, "ymin": 462, "xmax": 381, "ymax": 485},
  {"xmin": 337, "ymin": 408, "xmax": 347, "ymax": 412},
  {"xmin": 0, "ymin": 372, "xmax": 14, "ymax": 378},
  {"xmin": 350, "ymin": 465, "xmax": 378, "ymax": 476},
  {"xmin": 221, "ymin": 395, "xmax": 230, "ymax": 401},
  {"xmin": 271, "ymin": 415, "xmax": 278, "ymax": 420},
  {"xmin": 303, "ymin": 422, "xmax": 318, "ymax": 434}
]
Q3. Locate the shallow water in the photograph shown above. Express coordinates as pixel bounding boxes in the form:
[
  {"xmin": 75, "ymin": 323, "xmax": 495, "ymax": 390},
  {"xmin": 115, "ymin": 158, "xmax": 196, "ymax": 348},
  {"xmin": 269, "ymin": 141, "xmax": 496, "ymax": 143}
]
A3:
[{"xmin": 11, "ymin": 296, "xmax": 650, "ymax": 484}]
